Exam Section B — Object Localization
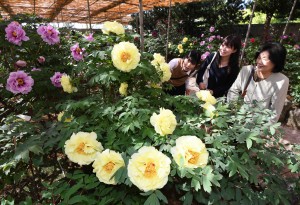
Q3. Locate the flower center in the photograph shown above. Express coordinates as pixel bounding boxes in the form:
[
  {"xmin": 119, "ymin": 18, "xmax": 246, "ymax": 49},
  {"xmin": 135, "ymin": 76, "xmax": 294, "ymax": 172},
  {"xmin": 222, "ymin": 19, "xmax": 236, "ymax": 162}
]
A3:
[
  {"xmin": 144, "ymin": 162, "xmax": 157, "ymax": 178},
  {"xmin": 75, "ymin": 47, "xmax": 81, "ymax": 54},
  {"xmin": 121, "ymin": 52, "xmax": 131, "ymax": 62},
  {"xmin": 103, "ymin": 161, "xmax": 115, "ymax": 173},
  {"xmin": 12, "ymin": 31, "xmax": 17, "ymax": 37},
  {"xmin": 188, "ymin": 150, "xmax": 200, "ymax": 164},
  {"xmin": 17, "ymin": 78, "xmax": 24, "ymax": 85},
  {"xmin": 47, "ymin": 29, "xmax": 53, "ymax": 34},
  {"xmin": 76, "ymin": 142, "xmax": 86, "ymax": 154}
]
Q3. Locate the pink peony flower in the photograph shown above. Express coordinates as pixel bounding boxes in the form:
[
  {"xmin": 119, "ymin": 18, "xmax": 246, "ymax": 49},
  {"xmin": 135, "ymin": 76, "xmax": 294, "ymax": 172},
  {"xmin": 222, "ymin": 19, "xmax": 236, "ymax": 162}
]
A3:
[
  {"xmin": 207, "ymin": 44, "xmax": 212, "ymax": 50},
  {"xmin": 6, "ymin": 71, "xmax": 34, "ymax": 94},
  {"xmin": 37, "ymin": 56, "xmax": 45, "ymax": 64},
  {"xmin": 50, "ymin": 72, "xmax": 64, "ymax": 87},
  {"xmin": 70, "ymin": 43, "xmax": 86, "ymax": 61},
  {"xmin": 5, "ymin": 21, "xmax": 29, "ymax": 46},
  {"xmin": 37, "ymin": 24, "xmax": 60, "ymax": 45},
  {"xmin": 209, "ymin": 26, "xmax": 215, "ymax": 33},
  {"xmin": 294, "ymin": 44, "xmax": 300, "ymax": 50},
  {"xmin": 208, "ymin": 35, "xmax": 215, "ymax": 42},
  {"xmin": 201, "ymin": 51, "xmax": 210, "ymax": 61},
  {"xmin": 201, "ymin": 34, "xmax": 204, "ymax": 37},
  {"xmin": 250, "ymin": 38, "xmax": 255, "ymax": 43},
  {"xmin": 31, "ymin": 68, "xmax": 41, "ymax": 71},
  {"xmin": 85, "ymin": 33, "xmax": 94, "ymax": 42},
  {"xmin": 15, "ymin": 60, "xmax": 27, "ymax": 67},
  {"xmin": 200, "ymin": 41, "xmax": 205, "ymax": 46}
]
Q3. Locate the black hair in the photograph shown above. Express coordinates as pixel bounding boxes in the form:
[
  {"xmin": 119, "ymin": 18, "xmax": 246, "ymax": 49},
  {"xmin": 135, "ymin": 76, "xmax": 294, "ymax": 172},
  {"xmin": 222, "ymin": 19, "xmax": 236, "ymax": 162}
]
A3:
[
  {"xmin": 214, "ymin": 34, "xmax": 241, "ymax": 73},
  {"xmin": 254, "ymin": 42, "xmax": 287, "ymax": 73},
  {"xmin": 184, "ymin": 50, "xmax": 200, "ymax": 65}
]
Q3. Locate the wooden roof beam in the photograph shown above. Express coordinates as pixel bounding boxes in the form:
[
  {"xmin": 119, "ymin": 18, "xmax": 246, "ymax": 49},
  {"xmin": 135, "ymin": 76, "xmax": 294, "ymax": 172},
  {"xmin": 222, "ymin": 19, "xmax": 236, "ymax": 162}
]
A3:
[
  {"xmin": 78, "ymin": 0, "xmax": 126, "ymax": 22},
  {"xmin": 0, "ymin": 0, "xmax": 14, "ymax": 16},
  {"xmin": 49, "ymin": 0, "xmax": 75, "ymax": 21}
]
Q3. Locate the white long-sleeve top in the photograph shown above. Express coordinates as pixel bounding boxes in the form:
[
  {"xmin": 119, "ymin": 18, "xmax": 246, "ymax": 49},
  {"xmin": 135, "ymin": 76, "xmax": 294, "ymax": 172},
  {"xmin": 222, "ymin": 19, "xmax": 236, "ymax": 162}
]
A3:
[{"xmin": 227, "ymin": 65, "xmax": 289, "ymax": 122}]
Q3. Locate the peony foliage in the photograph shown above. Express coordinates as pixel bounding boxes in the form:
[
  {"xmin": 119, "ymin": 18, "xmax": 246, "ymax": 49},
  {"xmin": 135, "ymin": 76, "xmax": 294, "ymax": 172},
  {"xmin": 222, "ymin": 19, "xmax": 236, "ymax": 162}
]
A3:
[{"xmin": 0, "ymin": 16, "xmax": 299, "ymax": 204}]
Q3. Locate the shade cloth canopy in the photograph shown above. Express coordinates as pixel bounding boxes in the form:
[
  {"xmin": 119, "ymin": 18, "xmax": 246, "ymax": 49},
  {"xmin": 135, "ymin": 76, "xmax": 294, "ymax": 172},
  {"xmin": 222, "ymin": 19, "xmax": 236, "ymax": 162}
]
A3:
[{"xmin": 0, "ymin": 0, "xmax": 202, "ymax": 24}]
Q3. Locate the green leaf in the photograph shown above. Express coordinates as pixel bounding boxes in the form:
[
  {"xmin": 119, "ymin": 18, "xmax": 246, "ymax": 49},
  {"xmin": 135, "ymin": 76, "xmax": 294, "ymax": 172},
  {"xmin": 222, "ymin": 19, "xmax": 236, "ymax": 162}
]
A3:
[
  {"xmin": 144, "ymin": 193, "xmax": 160, "ymax": 205},
  {"xmin": 191, "ymin": 177, "xmax": 201, "ymax": 191},
  {"xmin": 68, "ymin": 195, "xmax": 90, "ymax": 204},
  {"xmin": 270, "ymin": 126, "xmax": 276, "ymax": 135},
  {"xmin": 246, "ymin": 138, "xmax": 252, "ymax": 149},
  {"xmin": 155, "ymin": 190, "xmax": 168, "ymax": 204},
  {"xmin": 182, "ymin": 191, "xmax": 193, "ymax": 205},
  {"xmin": 63, "ymin": 182, "xmax": 83, "ymax": 202}
]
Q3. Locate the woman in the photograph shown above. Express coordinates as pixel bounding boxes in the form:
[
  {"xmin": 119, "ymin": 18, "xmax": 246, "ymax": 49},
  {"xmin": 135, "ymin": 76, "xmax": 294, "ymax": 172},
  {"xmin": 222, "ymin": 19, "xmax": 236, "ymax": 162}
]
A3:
[
  {"xmin": 227, "ymin": 42, "xmax": 289, "ymax": 122},
  {"xmin": 196, "ymin": 35, "xmax": 241, "ymax": 97},
  {"xmin": 167, "ymin": 50, "xmax": 200, "ymax": 95}
]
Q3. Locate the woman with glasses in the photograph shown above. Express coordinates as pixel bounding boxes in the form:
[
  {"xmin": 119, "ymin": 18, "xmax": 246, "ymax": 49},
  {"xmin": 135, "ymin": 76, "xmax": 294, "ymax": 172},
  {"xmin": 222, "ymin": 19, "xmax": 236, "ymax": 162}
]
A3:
[
  {"xmin": 166, "ymin": 50, "xmax": 201, "ymax": 95},
  {"xmin": 227, "ymin": 42, "xmax": 289, "ymax": 122},
  {"xmin": 196, "ymin": 35, "xmax": 242, "ymax": 97}
]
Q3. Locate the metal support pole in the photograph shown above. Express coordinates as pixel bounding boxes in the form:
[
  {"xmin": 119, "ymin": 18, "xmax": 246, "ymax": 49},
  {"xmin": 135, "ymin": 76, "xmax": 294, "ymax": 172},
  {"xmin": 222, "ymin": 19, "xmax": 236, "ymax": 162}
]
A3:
[{"xmin": 139, "ymin": 0, "xmax": 144, "ymax": 52}]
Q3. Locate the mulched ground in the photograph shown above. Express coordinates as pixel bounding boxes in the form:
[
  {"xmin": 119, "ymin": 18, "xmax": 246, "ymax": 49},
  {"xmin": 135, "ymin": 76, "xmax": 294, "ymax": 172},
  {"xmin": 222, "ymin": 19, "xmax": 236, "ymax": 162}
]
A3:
[{"xmin": 281, "ymin": 125, "xmax": 300, "ymax": 144}]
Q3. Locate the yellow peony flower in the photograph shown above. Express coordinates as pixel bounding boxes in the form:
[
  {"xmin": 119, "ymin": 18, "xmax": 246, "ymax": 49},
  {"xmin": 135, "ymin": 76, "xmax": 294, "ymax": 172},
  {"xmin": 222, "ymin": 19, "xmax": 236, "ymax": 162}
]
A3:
[
  {"xmin": 168, "ymin": 43, "xmax": 171, "ymax": 48},
  {"xmin": 92, "ymin": 149, "xmax": 125, "ymax": 185},
  {"xmin": 171, "ymin": 135, "xmax": 209, "ymax": 169},
  {"xmin": 150, "ymin": 108, "xmax": 177, "ymax": 136},
  {"xmin": 128, "ymin": 146, "xmax": 171, "ymax": 192},
  {"xmin": 64, "ymin": 132, "xmax": 103, "ymax": 165},
  {"xmin": 57, "ymin": 111, "xmax": 73, "ymax": 122},
  {"xmin": 160, "ymin": 63, "xmax": 172, "ymax": 82},
  {"xmin": 119, "ymin": 82, "xmax": 128, "ymax": 96},
  {"xmin": 101, "ymin": 21, "xmax": 125, "ymax": 35},
  {"xmin": 196, "ymin": 90, "xmax": 217, "ymax": 105},
  {"xmin": 177, "ymin": 44, "xmax": 183, "ymax": 50},
  {"xmin": 182, "ymin": 37, "xmax": 188, "ymax": 43},
  {"xmin": 151, "ymin": 53, "xmax": 166, "ymax": 67},
  {"xmin": 202, "ymin": 102, "xmax": 216, "ymax": 118},
  {"xmin": 179, "ymin": 48, "xmax": 184, "ymax": 54},
  {"xmin": 61, "ymin": 75, "xmax": 77, "ymax": 93},
  {"xmin": 111, "ymin": 42, "xmax": 140, "ymax": 72}
]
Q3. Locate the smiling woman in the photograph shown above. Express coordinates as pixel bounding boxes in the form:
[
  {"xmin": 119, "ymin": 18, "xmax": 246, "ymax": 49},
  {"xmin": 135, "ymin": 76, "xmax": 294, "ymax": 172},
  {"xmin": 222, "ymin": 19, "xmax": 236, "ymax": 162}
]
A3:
[{"xmin": 227, "ymin": 42, "xmax": 289, "ymax": 123}]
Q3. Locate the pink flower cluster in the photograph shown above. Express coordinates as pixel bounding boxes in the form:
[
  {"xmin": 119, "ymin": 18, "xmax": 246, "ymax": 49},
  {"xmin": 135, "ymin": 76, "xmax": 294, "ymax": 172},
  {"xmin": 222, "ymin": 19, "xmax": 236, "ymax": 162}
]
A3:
[
  {"xmin": 201, "ymin": 51, "xmax": 210, "ymax": 61},
  {"xmin": 6, "ymin": 71, "xmax": 34, "ymax": 94},
  {"xmin": 85, "ymin": 33, "xmax": 94, "ymax": 42},
  {"xmin": 5, "ymin": 21, "xmax": 29, "ymax": 46},
  {"xmin": 37, "ymin": 25, "xmax": 60, "ymax": 45},
  {"xmin": 70, "ymin": 43, "xmax": 86, "ymax": 61},
  {"xmin": 50, "ymin": 72, "xmax": 64, "ymax": 87}
]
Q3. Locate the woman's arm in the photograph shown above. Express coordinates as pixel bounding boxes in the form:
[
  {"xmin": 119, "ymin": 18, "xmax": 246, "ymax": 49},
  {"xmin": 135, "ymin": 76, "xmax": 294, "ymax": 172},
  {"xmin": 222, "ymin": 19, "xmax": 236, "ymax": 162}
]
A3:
[{"xmin": 270, "ymin": 76, "xmax": 289, "ymax": 122}]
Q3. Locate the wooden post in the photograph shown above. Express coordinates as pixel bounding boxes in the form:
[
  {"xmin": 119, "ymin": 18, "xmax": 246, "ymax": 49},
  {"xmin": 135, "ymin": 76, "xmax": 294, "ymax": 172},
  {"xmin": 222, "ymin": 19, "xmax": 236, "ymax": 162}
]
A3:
[
  {"xmin": 239, "ymin": 0, "xmax": 256, "ymax": 67},
  {"xmin": 87, "ymin": 0, "xmax": 92, "ymax": 32},
  {"xmin": 139, "ymin": 0, "xmax": 144, "ymax": 52},
  {"xmin": 165, "ymin": 0, "xmax": 172, "ymax": 62},
  {"xmin": 280, "ymin": 0, "xmax": 297, "ymax": 44}
]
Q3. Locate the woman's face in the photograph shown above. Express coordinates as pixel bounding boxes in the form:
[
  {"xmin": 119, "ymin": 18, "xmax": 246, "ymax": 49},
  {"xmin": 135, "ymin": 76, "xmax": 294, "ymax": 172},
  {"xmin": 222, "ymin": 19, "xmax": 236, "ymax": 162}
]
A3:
[
  {"xmin": 182, "ymin": 58, "xmax": 196, "ymax": 72},
  {"xmin": 256, "ymin": 51, "xmax": 275, "ymax": 74},
  {"xmin": 219, "ymin": 43, "xmax": 236, "ymax": 57}
]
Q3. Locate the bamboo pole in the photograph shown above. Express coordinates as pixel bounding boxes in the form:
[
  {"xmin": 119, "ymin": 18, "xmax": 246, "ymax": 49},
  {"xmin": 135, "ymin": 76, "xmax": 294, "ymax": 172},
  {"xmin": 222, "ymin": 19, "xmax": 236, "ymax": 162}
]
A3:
[
  {"xmin": 139, "ymin": 0, "xmax": 144, "ymax": 52},
  {"xmin": 87, "ymin": 0, "xmax": 92, "ymax": 32},
  {"xmin": 239, "ymin": 0, "xmax": 257, "ymax": 67},
  {"xmin": 165, "ymin": 0, "xmax": 172, "ymax": 62},
  {"xmin": 280, "ymin": 0, "xmax": 297, "ymax": 44}
]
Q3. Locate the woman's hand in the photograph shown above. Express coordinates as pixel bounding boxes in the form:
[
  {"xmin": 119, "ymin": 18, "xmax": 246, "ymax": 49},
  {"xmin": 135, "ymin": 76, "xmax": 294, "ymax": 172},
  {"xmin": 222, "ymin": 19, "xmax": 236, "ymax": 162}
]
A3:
[{"xmin": 199, "ymin": 83, "xmax": 207, "ymax": 90}]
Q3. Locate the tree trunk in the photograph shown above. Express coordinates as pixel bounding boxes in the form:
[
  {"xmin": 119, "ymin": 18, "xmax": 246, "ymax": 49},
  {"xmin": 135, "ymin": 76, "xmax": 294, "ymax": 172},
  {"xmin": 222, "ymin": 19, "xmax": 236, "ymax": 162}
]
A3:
[{"xmin": 263, "ymin": 12, "xmax": 273, "ymax": 43}]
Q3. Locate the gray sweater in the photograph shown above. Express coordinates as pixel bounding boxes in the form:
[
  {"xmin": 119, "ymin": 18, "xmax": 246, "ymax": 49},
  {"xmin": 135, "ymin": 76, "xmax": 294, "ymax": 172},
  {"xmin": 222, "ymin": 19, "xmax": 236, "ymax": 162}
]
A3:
[{"xmin": 227, "ymin": 65, "xmax": 289, "ymax": 122}]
